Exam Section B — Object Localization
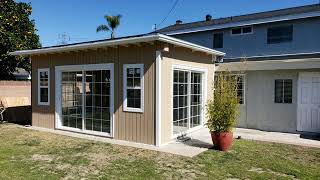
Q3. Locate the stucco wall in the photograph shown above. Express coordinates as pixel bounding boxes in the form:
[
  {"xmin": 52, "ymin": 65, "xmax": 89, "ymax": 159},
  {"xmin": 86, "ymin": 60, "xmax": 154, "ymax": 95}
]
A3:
[
  {"xmin": 160, "ymin": 45, "xmax": 214, "ymax": 144},
  {"xmin": 239, "ymin": 70, "xmax": 297, "ymax": 132},
  {"xmin": 172, "ymin": 17, "xmax": 320, "ymax": 59},
  {"xmin": 239, "ymin": 69, "xmax": 320, "ymax": 133}
]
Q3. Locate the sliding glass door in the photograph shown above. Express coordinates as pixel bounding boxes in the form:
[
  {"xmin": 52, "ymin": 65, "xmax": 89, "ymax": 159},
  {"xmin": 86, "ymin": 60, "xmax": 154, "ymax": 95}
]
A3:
[
  {"xmin": 173, "ymin": 69, "xmax": 203, "ymax": 135},
  {"xmin": 57, "ymin": 64, "xmax": 113, "ymax": 136}
]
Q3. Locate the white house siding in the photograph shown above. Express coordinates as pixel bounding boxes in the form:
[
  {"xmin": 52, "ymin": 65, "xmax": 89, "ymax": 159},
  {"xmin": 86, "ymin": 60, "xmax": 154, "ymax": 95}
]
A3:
[{"xmin": 239, "ymin": 69, "xmax": 320, "ymax": 133}]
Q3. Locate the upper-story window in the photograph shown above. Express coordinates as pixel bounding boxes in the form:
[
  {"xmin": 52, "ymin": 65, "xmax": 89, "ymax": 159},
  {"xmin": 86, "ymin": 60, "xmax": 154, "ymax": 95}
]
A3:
[
  {"xmin": 267, "ymin": 25, "xmax": 293, "ymax": 44},
  {"xmin": 231, "ymin": 26, "xmax": 253, "ymax": 35},
  {"xmin": 213, "ymin": 33, "xmax": 223, "ymax": 48}
]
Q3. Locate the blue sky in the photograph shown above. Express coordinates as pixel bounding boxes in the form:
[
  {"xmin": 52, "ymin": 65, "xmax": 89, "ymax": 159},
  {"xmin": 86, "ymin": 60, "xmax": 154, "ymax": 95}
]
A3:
[{"xmin": 19, "ymin": 0, "xmax": 319, "ymax": 47}]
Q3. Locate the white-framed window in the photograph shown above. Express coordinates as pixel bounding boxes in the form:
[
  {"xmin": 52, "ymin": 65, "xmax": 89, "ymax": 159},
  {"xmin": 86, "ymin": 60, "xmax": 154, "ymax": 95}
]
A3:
[
  {"xmin": 274, "ymin": 79, "xmax": 292, "ymax": 103},
  {"xmin": 236, "ymin": 75, "xmax": 245, "ymax": 104},
  {"xmin": 38, "ymin": 68, "xmax": 50, "ymax": 105},
  {"xmin": 231, "ymin": 26, "xmax": 253, "ymax": 35},
  {"xmin": 215, "ymin": 74, "xmax": 245, "ymax": 104},
  {"xmin": 123, "ymin": 64, "xmax": 144, "ymax": 112}
]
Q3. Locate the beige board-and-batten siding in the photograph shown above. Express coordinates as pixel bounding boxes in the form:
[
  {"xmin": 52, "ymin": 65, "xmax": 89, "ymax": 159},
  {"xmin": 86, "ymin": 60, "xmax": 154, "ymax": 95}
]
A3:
[
  {"xmin": 160, "ymin": 45, "xmax": 215, "ymax": 144},
  {"xmin": 32, "ymin": 44, "xmax": 156, "ymax": 145}
]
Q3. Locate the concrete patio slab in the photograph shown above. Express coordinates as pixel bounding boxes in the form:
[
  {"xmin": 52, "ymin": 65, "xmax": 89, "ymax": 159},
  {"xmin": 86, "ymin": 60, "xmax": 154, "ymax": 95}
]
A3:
[{"xmin": 20, "ymin": 125, "xmax": 320, "ymax": 158}]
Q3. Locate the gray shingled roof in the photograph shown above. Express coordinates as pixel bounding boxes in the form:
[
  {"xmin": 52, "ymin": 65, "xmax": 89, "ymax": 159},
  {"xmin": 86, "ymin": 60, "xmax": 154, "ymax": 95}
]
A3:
[{"xmin": 156, "ymin": 4, "xmax": 320, "ymax": 33}]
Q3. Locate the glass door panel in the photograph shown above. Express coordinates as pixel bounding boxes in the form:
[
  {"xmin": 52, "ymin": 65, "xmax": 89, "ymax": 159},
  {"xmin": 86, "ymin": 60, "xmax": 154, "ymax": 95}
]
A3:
[
  {"xmin": 173, "ymin": 70, "xmax": 189, "ymax": 134},
  {"xmin": 190, "ymin": 72, "xmax": 202, "ymax": 128},
  {"xmin": 173, "ymin": 70, "xmax": 203, "ymax": 135},
  {"xmin": 61, "ymin": 71, "xmax": 83, "ymax": 129},
  {"xmin": 84, "ymin": 70, "xmax": 111, "ymax": 133}
]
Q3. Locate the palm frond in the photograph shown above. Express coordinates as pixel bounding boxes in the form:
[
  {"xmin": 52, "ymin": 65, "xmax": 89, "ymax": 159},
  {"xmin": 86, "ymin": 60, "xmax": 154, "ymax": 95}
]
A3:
[
  {"xmin": 104, "ymin": 14, "xmax": 122, "ymax": 29},
  {"xmin": 96, "ymin": 25, "xmax": 109, "ymax": 32}
]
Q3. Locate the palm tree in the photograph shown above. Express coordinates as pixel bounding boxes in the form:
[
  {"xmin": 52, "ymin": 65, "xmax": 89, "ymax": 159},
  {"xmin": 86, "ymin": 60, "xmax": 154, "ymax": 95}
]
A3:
[{"xmin": 96, "ymin": 15, "xmax": 122, "ymax": 39}]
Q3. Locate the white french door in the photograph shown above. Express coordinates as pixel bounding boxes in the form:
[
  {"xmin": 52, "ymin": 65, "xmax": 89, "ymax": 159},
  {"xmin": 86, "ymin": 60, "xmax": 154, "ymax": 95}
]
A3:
[
  {"xmin": 172, "ymin": 68, "xmax": 205, "ymax": 135},
  {"xmin": 55, "ymin": 64, "xmax": 114, "ymax": 137},
  {"xmin": 297, "ymin": 72, "xmax": 320, "ymax": 133}
]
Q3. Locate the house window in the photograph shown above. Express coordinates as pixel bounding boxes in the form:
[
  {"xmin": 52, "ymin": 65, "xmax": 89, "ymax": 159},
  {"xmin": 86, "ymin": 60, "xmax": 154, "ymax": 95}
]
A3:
[
  {"xmin": 236, "ymin": 75, "xmax": 245, "ymax": 104},
  {"xmin": 231, "ymin": 26, "xmax": 253, "ymax": 35},
  {"xmin": 275, "ymin": 79, "xmax": 292, "ymax": 103},
  {"xmin": 215, "ymin": 74, "xmax": 245, "ymax": 104},
  {"xmin": 123, "ymin": 64, "xmax": 144, "ymax": 112},
  {"xmin": 213, "ymin": 33, "xmax": 223, "ymax": 48},
  {"xmin": 231, "ymin": 28, "xmax": 242, "ymax": 35},
  {"xmin": 38, "ymin": 68, "xmax": 50, "ymax": 105},
  {"xmin": 267, "ymin": 25, "xmax": 293, "ymax": 44}
]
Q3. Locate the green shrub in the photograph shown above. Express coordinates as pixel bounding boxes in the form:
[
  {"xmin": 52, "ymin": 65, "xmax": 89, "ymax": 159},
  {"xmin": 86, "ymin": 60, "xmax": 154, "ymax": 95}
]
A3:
[{"xmin": 205, "ymin": 72, "xmax": 240, "ymax": 133}]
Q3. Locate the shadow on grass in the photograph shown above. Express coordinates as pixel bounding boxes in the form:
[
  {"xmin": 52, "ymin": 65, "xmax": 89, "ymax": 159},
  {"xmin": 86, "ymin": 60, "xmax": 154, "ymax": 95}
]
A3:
[{"xmin": 179, "ymin": 138, "xmax": 214, "ymax": 149}]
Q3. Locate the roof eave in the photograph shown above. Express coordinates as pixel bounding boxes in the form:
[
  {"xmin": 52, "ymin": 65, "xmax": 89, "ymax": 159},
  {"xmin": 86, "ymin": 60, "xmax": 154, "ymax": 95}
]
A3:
[{"xmin": 10, "ymin": 34, "xmax": 225, "ymax": 57}]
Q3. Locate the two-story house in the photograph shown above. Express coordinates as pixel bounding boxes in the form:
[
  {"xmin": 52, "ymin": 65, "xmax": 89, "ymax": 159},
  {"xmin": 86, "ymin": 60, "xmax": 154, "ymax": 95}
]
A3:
[{"xmin": 157, "ymin": 4, "xmax": 320, "ymax": 134}]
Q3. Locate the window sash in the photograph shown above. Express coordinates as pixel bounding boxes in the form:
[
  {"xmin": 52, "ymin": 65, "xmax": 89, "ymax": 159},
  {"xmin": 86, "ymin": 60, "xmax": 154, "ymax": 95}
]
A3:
[
  {"xmin": 213, "ymin": 33, "xmax": 223, "ymax": 48},
  {"xmin": 123, "ymin": 64, "xmax": 144, "ymax": 112},
  {"xmin": 231, "ymin": 26, "xmax": 253, "ymax": 35},
  {"xmin": 215, "ymin": 74, "xmax": 245, "ymax": 104},
  {"xmin": 275, "ymin": 79, "xmax": 292, "ymax": 104},
  {"xmin": 38, "ymin": 68, "xmax": 50, "ymax": 105}
]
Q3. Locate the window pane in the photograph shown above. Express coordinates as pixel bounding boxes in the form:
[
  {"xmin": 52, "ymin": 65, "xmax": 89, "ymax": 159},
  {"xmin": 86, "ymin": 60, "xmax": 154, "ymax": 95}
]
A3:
[
  {"xmin": 40, "ymin": 88, "xmax": 48, "ymax": 102},
  {"xmin": 243, "ymin": 26, "xmax": 252, "ymax": 34},
  {"xmin": 127, "ymin": 78, "xmax": 134, "ymax": 87},
  {"xmin": 232, "ymin": 28, "xmax": 241, "ymax": 35},
  {"xmin": 284, "ymin": 80, "xmax": 293, "ymax": 103},
  {"xmin": 102, "ymin": 70, "xmax": 110, "ymax": 82},
  {"xmin": 127, "ymin": 89, "xmax": 141, "ymax": 108},
  {"xmin": 213, "ymin": 33, "xmax": 223, "ymax": 48},
  {"xmin": 127, "ymin": 68, "xmax": 134, "ymax": 77},
  {"xmin": 275, "ymin": 80, "xmax": 284, "ymax": 103},
  {"xmin": 40, "ymin": 79, "xmax": 48, "ymax": 86},
  {"xmin": 134, "ymin": 68, "xmax": 141, "ymax": 77},
  {"xmin": 40, "ymin": 71, "xmax": 48, "ymax": 79},
  {"xmin": 134, "ymin": 78, "xmax": 141, "ymax": 87},
  {"xmin": 174, "ymin": 70, "xmax": 179, "ymax": 82}
]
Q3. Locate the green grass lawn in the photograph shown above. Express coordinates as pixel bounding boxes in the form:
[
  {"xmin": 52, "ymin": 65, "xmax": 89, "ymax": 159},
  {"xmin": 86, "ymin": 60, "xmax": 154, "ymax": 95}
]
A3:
[{"xmin": 0, "ymin": 124, "xmax": 319, "ymax": 180}]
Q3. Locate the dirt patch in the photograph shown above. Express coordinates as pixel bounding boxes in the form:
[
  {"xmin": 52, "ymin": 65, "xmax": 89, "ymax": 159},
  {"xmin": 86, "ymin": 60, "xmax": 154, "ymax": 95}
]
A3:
[
  {"xmin": 31, "ymin": 154, "xmax": 55, "ymax": 162},
  {"xmin": 248, "ymin": 167, "xmax": 298, "ymax": 179}
]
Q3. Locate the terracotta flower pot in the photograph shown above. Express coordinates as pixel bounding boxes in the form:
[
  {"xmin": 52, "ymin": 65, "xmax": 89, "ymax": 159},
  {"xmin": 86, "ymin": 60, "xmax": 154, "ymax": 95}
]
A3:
[{"xmin": 211, "ymin": 132, "xmax": 233, "ymax": 151}]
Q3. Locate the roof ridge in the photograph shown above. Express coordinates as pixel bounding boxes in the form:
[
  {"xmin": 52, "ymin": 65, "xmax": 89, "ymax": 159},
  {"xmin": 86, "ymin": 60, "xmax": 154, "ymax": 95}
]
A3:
[{"xmin": 157, "ymin": 3, "xmax": 320, "ymax": 33}]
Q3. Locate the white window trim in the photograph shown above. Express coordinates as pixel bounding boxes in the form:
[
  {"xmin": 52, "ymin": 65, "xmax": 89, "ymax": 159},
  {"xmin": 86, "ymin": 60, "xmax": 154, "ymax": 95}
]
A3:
[
  {"xmin": 230, "ymin": 26, "xmax": 253, "ymax": 36},
  {"xmin": 38, "ymin": 68, "xmax": 50, "ymax": 106},
  {"xmin": 123, "ymin": 64, "xmax": 144, "ymax": 113},
  {"xmin": 171, "ymin": 64, "xmax": 208, "ymax": 139}
]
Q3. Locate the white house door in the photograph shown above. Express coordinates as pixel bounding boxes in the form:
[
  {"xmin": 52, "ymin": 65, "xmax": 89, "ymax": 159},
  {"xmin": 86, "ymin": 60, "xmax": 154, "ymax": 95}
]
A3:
[{"xmin": 297, "ymin": 72, "xmax": 320, "ymax": 133}]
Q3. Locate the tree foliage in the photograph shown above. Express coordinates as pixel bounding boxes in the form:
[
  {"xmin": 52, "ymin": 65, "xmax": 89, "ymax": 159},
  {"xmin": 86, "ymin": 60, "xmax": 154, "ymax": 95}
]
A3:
[
  {"xmin": 0, "ymin": 0, "xmax": 41, "ymax": 80},
  {"xmin": 96, "ymin": 14, "xmax": 121, "ymax": 39},
  {"xmin": 206, "ymin": 72, "xmax": 240, "ymax": 133}
]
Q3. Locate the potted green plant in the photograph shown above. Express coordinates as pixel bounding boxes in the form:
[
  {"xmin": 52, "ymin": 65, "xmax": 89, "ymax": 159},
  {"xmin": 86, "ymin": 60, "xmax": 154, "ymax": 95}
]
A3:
[{"xmin": 205, "ymin": 72, "xmax": 240, "ymax": 151}]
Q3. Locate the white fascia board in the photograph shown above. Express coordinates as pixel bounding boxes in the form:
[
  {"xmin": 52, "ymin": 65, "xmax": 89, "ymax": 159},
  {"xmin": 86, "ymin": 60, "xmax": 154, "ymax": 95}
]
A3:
[
  {"xmin": 165, "ymin": 11, "xmax": 320, "ymax": 35},
  {"xmin": 158, "ymin": 34, "xmax": 225, "ymax": 56},
  {"xmin": 10, "ymin": 34, "xmax": 225, "ymax": 57}
]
